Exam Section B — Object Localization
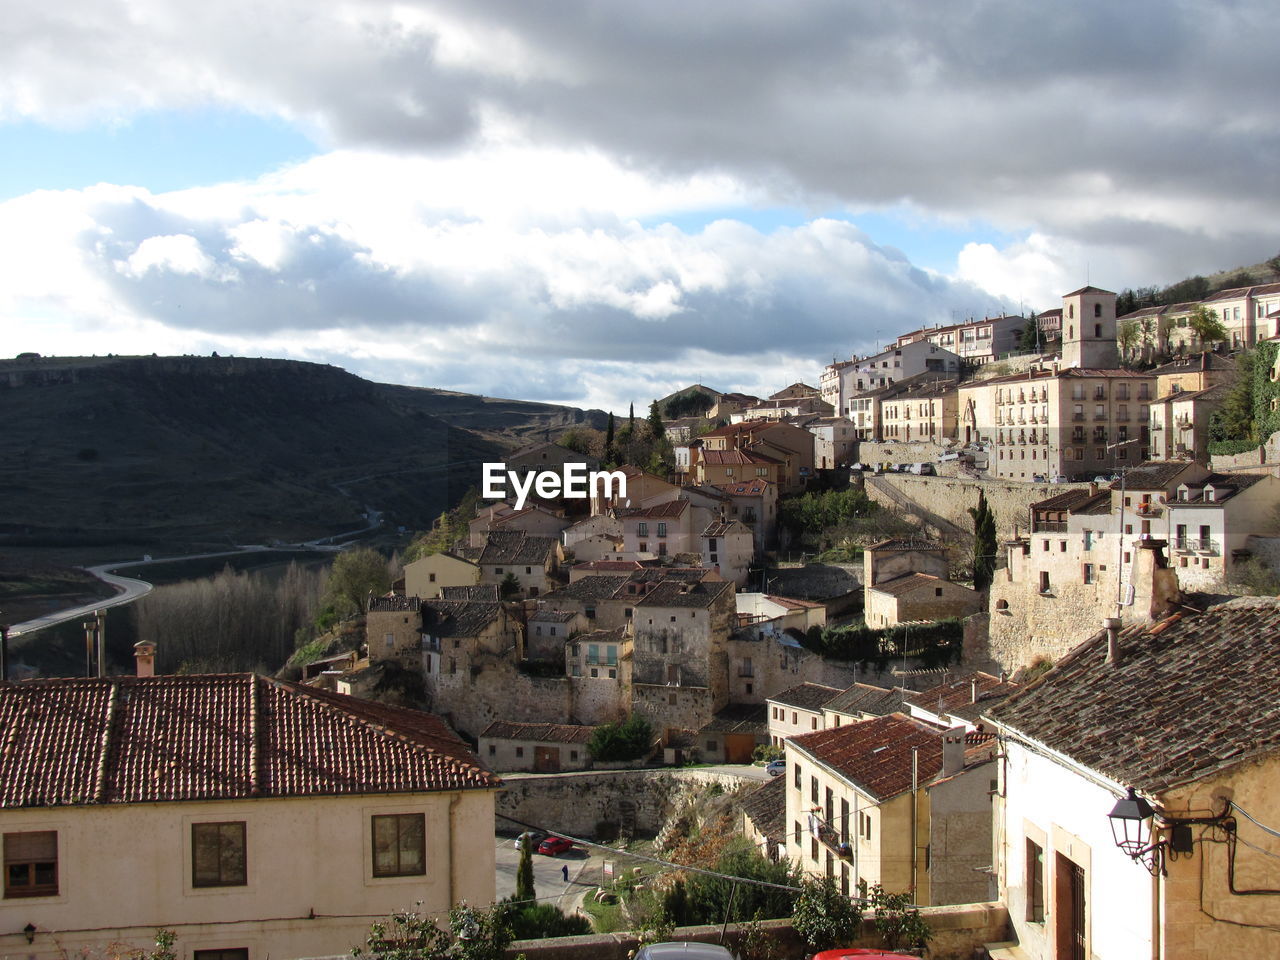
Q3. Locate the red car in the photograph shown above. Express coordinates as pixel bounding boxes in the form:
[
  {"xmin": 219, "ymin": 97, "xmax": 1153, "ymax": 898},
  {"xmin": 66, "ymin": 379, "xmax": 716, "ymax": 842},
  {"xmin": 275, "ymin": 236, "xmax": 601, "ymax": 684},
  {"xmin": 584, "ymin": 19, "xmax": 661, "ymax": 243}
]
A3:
[
  {"xmin": 811, "ymin": 951, "xmax": 920, "ymax": 959},
  {"xmin": 537, "ymin": 836, "xmax": 573, "ymax": 856}
]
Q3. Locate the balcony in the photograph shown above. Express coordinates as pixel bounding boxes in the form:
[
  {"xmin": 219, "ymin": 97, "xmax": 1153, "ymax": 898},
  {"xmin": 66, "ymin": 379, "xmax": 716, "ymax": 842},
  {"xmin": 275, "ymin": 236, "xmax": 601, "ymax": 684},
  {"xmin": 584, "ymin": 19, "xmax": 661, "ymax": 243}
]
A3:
[
  {"xmin": 585, "ymin": 655, "xmax": 618, "ymax": 667},
  {"xmin": 1094, "ymin": 413, "xmax": 1108, "ymax": 421},
  {"xmin": 1072, "ymin": 413, "xmax": 1086, "ymax": 422},
  {"xmin": 1174, "ymin": 537, "xmax": 1219, "ymax": 555},
  {"xmin": 1135, "ymin": 502, "xmax": 1162, "ymax": 518},
  {"xmin": 1033, "ymin": 520, "xmax": 1068, "ymax": 533}
]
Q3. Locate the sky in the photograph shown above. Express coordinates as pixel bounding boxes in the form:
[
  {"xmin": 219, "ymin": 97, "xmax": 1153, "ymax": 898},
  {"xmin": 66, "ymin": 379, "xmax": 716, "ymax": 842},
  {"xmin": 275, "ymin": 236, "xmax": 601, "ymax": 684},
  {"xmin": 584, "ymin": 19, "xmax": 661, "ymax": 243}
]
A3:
[{"xmin": 2, "ymin": 1, "xmax": 1277, "ymax": 413}]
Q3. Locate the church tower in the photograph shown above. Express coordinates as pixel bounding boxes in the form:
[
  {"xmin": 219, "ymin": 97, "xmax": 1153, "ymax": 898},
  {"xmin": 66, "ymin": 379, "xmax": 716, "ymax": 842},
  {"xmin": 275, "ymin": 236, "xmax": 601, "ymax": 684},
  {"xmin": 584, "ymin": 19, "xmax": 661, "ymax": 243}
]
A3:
[{"xmin": 1060, "ymin": 286, "xmax": 1118, "ymax": 369}]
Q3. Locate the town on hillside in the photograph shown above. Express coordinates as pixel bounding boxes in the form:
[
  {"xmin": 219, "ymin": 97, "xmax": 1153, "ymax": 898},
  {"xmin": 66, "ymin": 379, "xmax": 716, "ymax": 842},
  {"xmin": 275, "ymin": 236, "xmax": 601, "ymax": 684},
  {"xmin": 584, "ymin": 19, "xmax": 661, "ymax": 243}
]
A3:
[{"xmin": 5, "ymin": 283, "xmax": 1280, "ymax": 959}]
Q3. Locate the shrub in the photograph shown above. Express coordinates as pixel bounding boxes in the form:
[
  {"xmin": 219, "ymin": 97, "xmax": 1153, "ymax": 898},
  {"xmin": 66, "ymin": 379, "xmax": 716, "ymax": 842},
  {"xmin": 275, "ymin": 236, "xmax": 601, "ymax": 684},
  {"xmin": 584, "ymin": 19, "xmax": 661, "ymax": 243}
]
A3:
[
  {"xmin": 865, "ymin": 882, "xmax": 932, "ymax": 951},
  {"xmin": 505, "ymin": 903, "xmax": 591, "ymax": 940},
  {"xmin": 588, "ymin": 714, "xmax": 654, "ymax": 761},
  {"xmin": 791, "ymin": 876, "xmax": 862, "ymax": 952}
]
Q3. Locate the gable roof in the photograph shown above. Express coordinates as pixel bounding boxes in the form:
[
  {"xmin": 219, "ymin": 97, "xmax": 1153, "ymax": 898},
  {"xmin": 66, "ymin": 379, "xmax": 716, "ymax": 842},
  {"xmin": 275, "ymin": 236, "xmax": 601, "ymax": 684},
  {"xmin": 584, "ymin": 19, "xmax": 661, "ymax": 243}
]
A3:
[
  {"xmin": 788, "ymin": 713, "xmax": 945, "ymax": 802},
  {"xmin": 617, "ymin": 499, "xmax": 689, "ymax": 520},
  {"xmin": 739, "ymin": 775, "xmax": 787, "ymax": 842},
  {"xmin": 479, "ymin": 529, "xmax": 559, "ymax": 566},
  {"xmin": 822, "ymin": 682, "xmax": 905, "ymax": 718},
  {"xmin": 1064, "ymin": 285, "xmax": 1114, "ymax": 297},
  {"xmin": 1108, "ymin": 461, "xmax": 1203, "ymax": 491},
  {"xmin": 0, "ymin": 674, "xmax": 498, "ymax": 808},
  {"xmin": 478, "ymin": 720, "xmax": 595, "ymax": 745},
  {"xmin": 905, "ymin": 671, "xmax": 1019, "ymax": 723},
  {"xmin": 868, "ymin": 572, "xmax": 944, "ymax": 598},
  {"xmin": 700, "ymin": 449, "xmax": 781, "ymax": 466},
  {"xmin": 769, "ymin": 682, "xmax": 842, "ymax": 711},
  {"xmin": 422, "ymin": 599, "xmax": 503, "ymax": 637},
  {"xmin": 987, "ymin": 596, "xmax": 1280, "ymax": 795},
  {"xmin": 633, "ymin": 578, "xmax": 734, "ymax": 609},
  {"xmin": 439, "ymin": 584, "xmax": 500, "ymax": 602}
]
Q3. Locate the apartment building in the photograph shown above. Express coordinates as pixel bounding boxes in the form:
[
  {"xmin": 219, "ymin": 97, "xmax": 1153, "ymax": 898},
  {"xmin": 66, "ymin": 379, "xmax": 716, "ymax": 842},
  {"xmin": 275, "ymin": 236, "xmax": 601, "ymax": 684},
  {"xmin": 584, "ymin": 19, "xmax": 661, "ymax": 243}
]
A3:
[
  {"xmin": 960, "ymin": 366, "xmax": 1156, "ymax": 481},
  {"xmin": 1164, "ymin": 472, "xmax": 1280, "ymax": 589},
  {"xmin": 895, "ymin": 313, "xmax": 1026, "ymax": 363},
  {"xmin": 697, "ymin": 419, "xmax": 815, "ymax": 494},
  {"xmin": 878, "ymin": 377, "xmax": 959, "ymax": 443},
  {"xmin": 820, "ymin": 339, "xmax": 960, "ymax": 418}
]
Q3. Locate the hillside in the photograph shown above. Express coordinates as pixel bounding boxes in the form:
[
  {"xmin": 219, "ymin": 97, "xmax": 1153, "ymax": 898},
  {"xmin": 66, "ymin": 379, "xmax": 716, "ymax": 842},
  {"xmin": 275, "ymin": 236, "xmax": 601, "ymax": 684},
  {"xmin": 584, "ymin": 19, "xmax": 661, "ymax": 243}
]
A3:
[{"xmin": 0, "ymin": 355, "xmax": 605, "ymax": 557}]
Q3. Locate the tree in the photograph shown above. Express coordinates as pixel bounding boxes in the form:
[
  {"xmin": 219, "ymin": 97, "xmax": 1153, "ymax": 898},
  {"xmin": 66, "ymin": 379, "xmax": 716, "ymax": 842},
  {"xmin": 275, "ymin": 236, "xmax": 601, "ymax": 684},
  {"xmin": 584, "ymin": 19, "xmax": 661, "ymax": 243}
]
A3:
[
  {"xmin": 1116, "ymin": 320, "xmax": 1139, "ymax": 364},
  {"xmin": 648, "ymin": 400, "xmax": 665, "ymax": 437},
  {"xmin": 970, "ymin": 490, "xmax": 997, "ymax": 591},
  {"xmin": 321, "ymin": 547, "xmax": 391, "ymax": 619},
  {"xmin": 605, "ymin": 412, "xmax": 616, "ymax": 464},
  {"xmin": 791, "ymin": 876, "xmax": 862, "ymax": 953},
  {"xmin": 352, "ymin": 902, "xmax": 513, "ymax": 960},
  {"xmin": 499, "ymin": 572, "xmax": 522, "ymax": 599},
  {"xmin": 515, "ymin": 840, "xmax": 536, "ymax": 904},
  {"xmin": 1017, "ymin": 316, "xmax": 1039, "ymax": 352},
  {"xmin": 1187, "ymin": 305, "xmax": 1228, "ymax": 350},
  {"xmin": 587, "ymin": 714, "xmax": 653, "ymax": 761},
  {"xmin": 1138, "ymin": 315, "xmax": 1158, "ymax": 363}
]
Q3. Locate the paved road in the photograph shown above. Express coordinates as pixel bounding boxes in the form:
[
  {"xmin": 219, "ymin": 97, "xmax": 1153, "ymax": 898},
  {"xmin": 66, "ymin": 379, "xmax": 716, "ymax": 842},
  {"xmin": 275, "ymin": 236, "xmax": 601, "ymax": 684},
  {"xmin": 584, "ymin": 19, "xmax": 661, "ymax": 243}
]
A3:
[
  {"xmin": 494, "ymin": 835, "xmax": 594, "ymax": 909},
  {"xmin": 6, "ymin": 507, "xmax": 385, "ymax": 639}
]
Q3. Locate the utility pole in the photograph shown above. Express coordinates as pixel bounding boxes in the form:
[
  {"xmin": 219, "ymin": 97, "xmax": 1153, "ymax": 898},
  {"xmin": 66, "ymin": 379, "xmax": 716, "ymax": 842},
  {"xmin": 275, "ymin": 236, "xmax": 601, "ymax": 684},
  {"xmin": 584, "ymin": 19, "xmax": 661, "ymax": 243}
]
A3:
[{"xmin": 0, "ymin": 618, "xmax": 9, "ymax": 683}]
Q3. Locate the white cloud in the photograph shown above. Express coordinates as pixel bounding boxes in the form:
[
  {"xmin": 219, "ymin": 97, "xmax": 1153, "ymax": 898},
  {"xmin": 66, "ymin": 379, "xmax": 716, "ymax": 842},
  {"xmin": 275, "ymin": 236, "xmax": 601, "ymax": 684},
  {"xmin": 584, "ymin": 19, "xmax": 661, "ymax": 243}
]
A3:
[{"xmin": 117, "ymin": 234, "xmax": 223, "ymax": 279}]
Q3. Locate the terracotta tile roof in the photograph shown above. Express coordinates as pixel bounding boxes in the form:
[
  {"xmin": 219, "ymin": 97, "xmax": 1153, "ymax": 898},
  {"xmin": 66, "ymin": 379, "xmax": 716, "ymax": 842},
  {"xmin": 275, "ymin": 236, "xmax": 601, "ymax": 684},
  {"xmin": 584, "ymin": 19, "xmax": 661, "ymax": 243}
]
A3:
[
  {"xmin": 479, "ymin": 721, "xmax": 595, "ymax": 745},
  {"xmin": 0, "ymin": 674, "xmax": 499, "ymax": 807},
  {"xmin": 702, "ymin": 520, "xmax": 749, "ymax": 538},
  {"xmin": 1168, "ymin": 471, "xmax": 1266, "ymax": 504},
  {"xmin": 439, "ymin": 584, "xmax": 500, "ymax": 602},
  {"xmin": 479, "ymin": 529, "xmax": 559, "ymax": 566},
  {"xmin": 1107, "ymin": 461, "xmax": 1203, "ymax": 491},
  {"xmin": 867, "ymin": 538, "xmax": 946, "ymax": 552},
  {"xmin": 822, "ymin": 683, "xmax": 905, "ymax": 718},
  {"xmin": 531, "ymin": 609, "xmax": 578, "ymax": 623},
  {"xmin": 633, "ymin": 578, "xmax": 734, "ymax": 609},
  {"xmin": 868, "ymin": 572, "xmax": 942, "ymax": 598},
  {"xmin": 788, "ymin": 713, "xmax": 945, "ymax": 801},
  {"xmin": 571, "ymin": 560, "xmax": 645, "ymax": 574},
  {"xmin": 701, "ymin": 703, "xmax": 768, "ymax": 734},
  {"xmin": 701, "ymin": 449, "xmax": 780, "ymax": 466},
  {"xmin": 769, "ymin": 682, "xmax": 842, "ymax": 712},
  {"xmin": 762, "ymin": 594, "xmax": 825, "ymax": 610},
  {"xmin": 905, "ymin": 671, "xmax": 1019, "ymax": 723},
  {"xmin": 618, "ymin": 499, "xmax": 689, "ymax": 520},
  {"xmin": 987, "ymin": 596, "xmax": 1280, "ymax": 795},
  {"xmin": 543, "ymin": 575, "xmax": 630, "ymax": 602},
  {"xmin": 740, "ymin": 775, "xmax": 787, "ymax": 841},
  {"xmin": 1064, "ymin": 285, "xmax": 1114, "ymax": 296},
  {"xmin": 1032, "ymin": 488, "xmax": 1104, "ymax": 512},
  {"xmin": 713, "ymin": 478, "xmax": 774, "ymax": 497},
  {"xmin": 422, "ymin": 599, "xmax": 504, "ymax": 638},
  {"xmin": 370, "ymin": 595, "xmax": 421, "ymax": 612},
  {"xmin": 1203, "ymin": 281, "xmax": 1280, "ymax": 301},
  {"xmin": 1152, "ymin": 353, "xmax": 1237, "ymax": 375}
]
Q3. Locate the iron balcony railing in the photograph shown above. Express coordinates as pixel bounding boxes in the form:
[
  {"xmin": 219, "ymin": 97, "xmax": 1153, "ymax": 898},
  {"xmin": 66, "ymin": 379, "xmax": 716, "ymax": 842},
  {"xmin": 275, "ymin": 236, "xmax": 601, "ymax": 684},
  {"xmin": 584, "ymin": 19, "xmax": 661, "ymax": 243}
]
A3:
[{"xmin": 1174, "ymin": 537, "xmax": 1219, "ymax": 555}]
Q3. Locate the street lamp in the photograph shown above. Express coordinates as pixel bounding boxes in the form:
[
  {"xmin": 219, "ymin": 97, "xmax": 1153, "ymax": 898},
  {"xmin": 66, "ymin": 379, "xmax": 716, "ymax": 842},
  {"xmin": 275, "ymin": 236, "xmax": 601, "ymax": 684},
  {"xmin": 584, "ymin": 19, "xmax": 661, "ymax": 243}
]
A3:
[
  {"xmin": 1107, "ymin": 787, "xmax": 1155, "ymax": 858},
  {"xmin": 1108, "ymin": 787, "xmax": 1223, "ymax": 876}
]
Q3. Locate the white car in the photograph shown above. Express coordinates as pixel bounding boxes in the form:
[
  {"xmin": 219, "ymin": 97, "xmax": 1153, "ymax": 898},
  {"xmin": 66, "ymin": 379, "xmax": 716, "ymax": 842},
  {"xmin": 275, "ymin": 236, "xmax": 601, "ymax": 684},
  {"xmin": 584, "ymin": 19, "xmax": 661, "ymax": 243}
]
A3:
[{"xmin": 634, "ymin": 944, "xmax": 735, "ymax": 960}]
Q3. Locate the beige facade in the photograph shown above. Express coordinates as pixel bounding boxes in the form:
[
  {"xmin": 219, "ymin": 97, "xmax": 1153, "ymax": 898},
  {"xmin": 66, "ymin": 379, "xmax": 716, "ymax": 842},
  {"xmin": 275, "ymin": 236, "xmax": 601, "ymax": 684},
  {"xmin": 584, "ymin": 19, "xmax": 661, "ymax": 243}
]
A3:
[
  {"xmin": 1059, "ymin": 286, "xmax": 1118, "ymax": 370},
  {"xmin": 403, "ymin": 551, "xmax": 479, "ymax": 599},
  {"xmin": 699, "ymin": 420, "xmax": 815, "ymax": 494},
  {"xmin": 896, "ymin": 314, "xmax": 1026, "ymax": 364},
  {"xmin": 1164, "ymin": 473, "xmax": 1280, "ymax": 589},
  {"xmin": 2, "ymin": 793, "xmax": 496, "ymax": 960},
  {"xmin": 962, "ymin": 367, "xmax": 1155, "ymax": 481},
  {"xmin": 879, "ymin": 382, "xmax": 959, "ymax": 443}
]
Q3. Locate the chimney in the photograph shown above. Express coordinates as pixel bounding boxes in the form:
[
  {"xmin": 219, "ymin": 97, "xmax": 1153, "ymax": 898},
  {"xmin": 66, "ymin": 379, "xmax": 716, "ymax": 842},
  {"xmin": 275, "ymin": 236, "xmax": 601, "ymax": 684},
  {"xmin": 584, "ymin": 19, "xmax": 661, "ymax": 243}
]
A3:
[
  {"xmin": 134, "ymin": 640, "xmax": 157, "ymax": 677},
  {"xmin": 970, "ymin": 678, "xmax": 979, "ymax": 703},
  {"xmin": 942, "ymin": 726, "xmax": 966, "ymax": 777},
  {"xmin": 1103, "ymin": 617, "xmax": 1122, "ymax": 665},
  {"xmin": 0, "ymin": 624, "xmax": 8, "ymax": 683}
]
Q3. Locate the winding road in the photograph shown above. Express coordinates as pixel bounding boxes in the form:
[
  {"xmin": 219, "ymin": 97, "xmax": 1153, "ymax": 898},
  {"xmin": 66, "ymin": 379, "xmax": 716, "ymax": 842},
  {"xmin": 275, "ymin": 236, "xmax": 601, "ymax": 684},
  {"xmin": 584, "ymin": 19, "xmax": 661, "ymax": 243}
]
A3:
[{"xmin": 6, "ymin": 507, "xmax": 384, "ymax": 639}]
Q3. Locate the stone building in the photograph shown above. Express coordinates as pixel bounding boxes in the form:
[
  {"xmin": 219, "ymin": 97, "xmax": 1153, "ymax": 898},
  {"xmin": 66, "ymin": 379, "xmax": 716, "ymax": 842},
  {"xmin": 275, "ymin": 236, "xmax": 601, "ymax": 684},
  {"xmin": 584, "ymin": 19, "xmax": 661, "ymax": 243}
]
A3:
[
  {"xmin": 403, "ymin": 551, "xmax": 478, "ymax": 599},
  {"xmin": 477, "ymin": 720, "xmax": 596, "ymax": 773},
  {"xmin": 767, "ymin": 682, "xmax": 842, "ymax": 744},
  {"xmin": 864, "ymin": 573, "xmax": 983, "ymax": 629},
  {"xmin": 477, "ymin": 529, "xmax": 563, "ymax": 598},
  {"xmin": 878, "ymin": 377, "xmax": 960, "ymax": 443}
]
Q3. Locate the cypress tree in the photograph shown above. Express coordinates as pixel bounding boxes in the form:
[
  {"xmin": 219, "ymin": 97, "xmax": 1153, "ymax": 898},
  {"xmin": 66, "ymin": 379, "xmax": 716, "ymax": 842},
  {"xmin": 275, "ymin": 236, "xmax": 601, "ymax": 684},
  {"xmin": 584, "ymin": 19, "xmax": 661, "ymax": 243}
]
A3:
[
  {"xmin": 970, "ymin": 490, "xmax": 997, "ymax": 591},
  {"xmin": 515, "ymin": 839, "xmax": 536, "ymax": 903},
  {"xmin": 605, "ymin": 412, "xmax": 616, "ymax": 464}
]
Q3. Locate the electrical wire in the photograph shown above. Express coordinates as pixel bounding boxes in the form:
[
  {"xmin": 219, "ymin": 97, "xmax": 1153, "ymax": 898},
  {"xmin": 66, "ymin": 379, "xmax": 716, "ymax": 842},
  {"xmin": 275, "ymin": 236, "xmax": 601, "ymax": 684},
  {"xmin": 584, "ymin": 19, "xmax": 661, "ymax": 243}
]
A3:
[
  {"xmin": 496, "ymin": 812, "xmax": 924, "ymax": 907},
  {"xmin": 1230, "ymin": 802, "xmax": 1280, "ymax": 841}
]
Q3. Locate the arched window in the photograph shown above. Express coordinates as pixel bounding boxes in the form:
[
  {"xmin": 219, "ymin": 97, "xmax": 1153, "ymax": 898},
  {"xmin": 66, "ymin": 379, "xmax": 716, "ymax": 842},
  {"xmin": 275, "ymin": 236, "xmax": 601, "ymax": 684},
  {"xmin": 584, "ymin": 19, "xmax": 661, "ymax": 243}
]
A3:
[
  {"xmin": 1094, "ymin": 303, "xmax": 1102, "ymax": 317},
  {"xmin": 1094, "ymin": 323, "xmax": 1102, "ymax": 338}
]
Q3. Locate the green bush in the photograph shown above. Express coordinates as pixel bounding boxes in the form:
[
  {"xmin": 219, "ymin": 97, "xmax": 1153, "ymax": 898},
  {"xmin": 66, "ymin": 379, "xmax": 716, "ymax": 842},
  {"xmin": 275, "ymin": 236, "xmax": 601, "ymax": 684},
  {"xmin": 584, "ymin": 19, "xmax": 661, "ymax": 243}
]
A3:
[
  {"xmin": 813, "ymin": 617, "xmax": 963, "ymax": 668},
  {"xmin": 792, "ymin": 876, "xmax": 862, "ymax": 952},
  {"xmin": 865, "ymin": 881, "xmax": 931, "ymax": 951},
  {"xmin": 505, "ymin": 903, "xmax": 591, "ymax": 940},
  {"xmin": 587, "ymin": 714, "xmax": 654, "ymax": 761}
]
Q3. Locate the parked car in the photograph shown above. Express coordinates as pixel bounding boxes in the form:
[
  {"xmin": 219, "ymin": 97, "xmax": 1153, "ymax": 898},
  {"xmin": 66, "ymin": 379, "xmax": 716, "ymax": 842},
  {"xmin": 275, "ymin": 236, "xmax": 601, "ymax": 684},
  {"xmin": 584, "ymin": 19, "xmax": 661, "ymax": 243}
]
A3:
[
  {"xmin": 537, "ymin": 835, "xmax": 574, "ymax": 856},
  {"xmin": 1032, "ymin": 473, "xmax": 1047, "ymax": 483},
  {"xmin": 515, "ymin": 830, "xmax": 547, "ymax": 850},
  {"xmin": 908, "ymin": 462, "xmax": 935, "ymax": 476},
  {"xmin": 634, "ymin": 944, "xmax": 734, "ymax": 959},
  {"xmin": 765, "ymin": 759, "xmax": 786, "ymax": 777},
  {"xmin": 812, "ymin": 951, "xmax": 921, "ymax": 960},
  {"xmin": 1049, "ymin": 475, "xmax": 1069, "ymax": 483},
  {"xmin": 1094, "ymin": 474, "xmax": 1120, "ymax": 483}
]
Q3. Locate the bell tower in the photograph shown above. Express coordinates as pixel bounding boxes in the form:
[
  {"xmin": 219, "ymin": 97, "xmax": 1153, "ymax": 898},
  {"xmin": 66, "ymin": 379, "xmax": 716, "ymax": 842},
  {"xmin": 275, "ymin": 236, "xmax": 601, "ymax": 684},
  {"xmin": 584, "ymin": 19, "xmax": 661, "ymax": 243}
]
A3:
[{"xmin": 1060, "ymin": 286, "xmax": 1118, "ymax": 369}]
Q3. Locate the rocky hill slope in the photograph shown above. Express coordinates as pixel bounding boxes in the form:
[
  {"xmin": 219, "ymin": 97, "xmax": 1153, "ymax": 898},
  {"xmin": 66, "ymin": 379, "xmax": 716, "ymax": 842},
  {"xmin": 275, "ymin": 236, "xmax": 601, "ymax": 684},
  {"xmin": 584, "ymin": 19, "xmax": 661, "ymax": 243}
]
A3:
[{"xmin": 0, "ymin": 355, "xmax": 604, "ymax": 555}]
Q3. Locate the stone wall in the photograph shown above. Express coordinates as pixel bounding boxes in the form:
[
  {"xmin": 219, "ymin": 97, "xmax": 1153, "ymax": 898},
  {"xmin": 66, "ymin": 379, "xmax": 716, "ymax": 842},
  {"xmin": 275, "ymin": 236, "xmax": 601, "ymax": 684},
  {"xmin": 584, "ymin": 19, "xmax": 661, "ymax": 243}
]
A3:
[
  {"xmin": 867, "ymin": 473, "xmax": 1092, "ymax": 542},
  {"xmin": 631, "ymin": 683, "xmax": 716, "ymax": 734},
  {"xmin": 855, "ymin": 439, "xmax": 952, "ymax": 465},
  {"xmin": 1210, "ymin": 429, "xmax": 1280, "ymax": 471},
  {"xmin": 436, "ymin": 663, "xmax": 573, "ymax": 738},
  {"xmin": 501, "ymin": 904, "xmax": 1011, "ymax": 960},
  {"xmin": 495, "ymin": 768, "xmax": 754, "ymax": 837}
]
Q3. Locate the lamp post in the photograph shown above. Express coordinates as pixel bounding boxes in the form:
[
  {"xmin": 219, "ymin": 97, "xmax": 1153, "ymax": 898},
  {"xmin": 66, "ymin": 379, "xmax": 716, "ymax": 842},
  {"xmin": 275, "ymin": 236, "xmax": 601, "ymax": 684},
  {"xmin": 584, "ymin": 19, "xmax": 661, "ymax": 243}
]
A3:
[{"xmin": 1108, "ymin": 786, "xmax": 1229, "ymax": 876}]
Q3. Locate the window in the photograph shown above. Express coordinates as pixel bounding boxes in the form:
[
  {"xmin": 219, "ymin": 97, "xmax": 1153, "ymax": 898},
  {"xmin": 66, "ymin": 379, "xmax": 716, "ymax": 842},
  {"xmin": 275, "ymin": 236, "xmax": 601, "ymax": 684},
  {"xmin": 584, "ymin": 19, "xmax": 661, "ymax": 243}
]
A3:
[
  {"xmin": 192, "ymin": 822, "xmax": 247, "ymax": 887},
  {"xmin": 4, "ymin": 831, "xmax": 57, "ymax": 899},
  {"xmin": 488, "ymin": 744, "xmax": 496, "ymax": 755},
  {"xmin": 570, "ymin": 750, "xmax": 579, "ymax": 761},
  {"xmin": 795, "ymin": 820, "xmax": 802, "ymax": 845},
  {"xmin": 657, "ymin": 522, "xmax": 667, "ymax": 537},
  {"xmin": 515, "ymin": 747, "xmax": 524, "ymax": 758},
  {"xmin": 1026, "ymin": 838, "xmax": 1045, "ymax": 922},
  {"xmin": 384, "ymin": 632, "xmax": 394, "ymax": 650},
  {"xmin": 194, "ymin": 951, "xmax": 248, "ymax": 960},
  {"xmin": 372, "ymin": 814, "xmax": 425, "ymax": 878},
  {"xmin": 1039, "ymin": 571, "xmax": 1051, "ymax": 594},
  {"xmin": 495, "ymin": 567, "xmax": 503, "ymax": 575},
  {"xmin": 706, "ymin": 740, "xmax": 718, "ymax": 753},
  {"xmin": 637, "ymin": 522, "xmax": 648, "ymax": 536},
  {"xmin": 428, "ymin": 573, "xmax": 436, "ymax": 583},
  {"xmin": 811, "ymin": 776, "xmax": 819, "ymax": 804},
  {"xmin": 935, "ymin": 587, "xmax": 943, "ymax": 597},
  {"xmin": 794, "ymin": 763, "xmax": 802, "ymax": 789},
  {"xmin": 1083, "ymin": 563, "xmax": 1096, "ymax": 584}
]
